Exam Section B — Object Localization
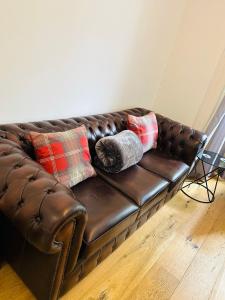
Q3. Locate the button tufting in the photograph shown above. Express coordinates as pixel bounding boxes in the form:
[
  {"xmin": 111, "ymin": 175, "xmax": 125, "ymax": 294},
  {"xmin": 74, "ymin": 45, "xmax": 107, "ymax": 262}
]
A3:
[
  {"xmin": 46, "ymin": 188, "xmax": 55, "ymax": 194},
  {"xmin": 14, "ymin": 163, "xmax": 22, "ymax": 169},
  {"xmin": 28, "ymin": 176, "xmax": 36, "ymax": 182},
  {"xmin": 35, "ymin": 215, "xmax": 41, "ymax": 223},
  {"xmin": 3, "ymin": 184, "xmax": 8, "ymax": 191},
  {"xmin": 17, "ymin": 199, "xmax": 25, "ymax": 208},
  {"xmin": 180, "ymin": 140, "xmax": 185, "ymax": 146},
  {"xmin": 1, "ymin": 152, "xmax": 9, "ymax": 156}
]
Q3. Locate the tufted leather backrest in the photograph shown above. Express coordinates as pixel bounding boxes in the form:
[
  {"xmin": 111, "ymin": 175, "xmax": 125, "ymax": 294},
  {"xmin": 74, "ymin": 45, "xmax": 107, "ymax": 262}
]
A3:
[
  {"xmin": 0, "ymin": 107, "xmax": 207, "ymax": 165},
  {"xmin": 0, "ymin": 108, "xmax": 149, "ymax": 159},
  {"xmin": 156, "ymin": 114, "xmax": 207, "ymax": 165}
]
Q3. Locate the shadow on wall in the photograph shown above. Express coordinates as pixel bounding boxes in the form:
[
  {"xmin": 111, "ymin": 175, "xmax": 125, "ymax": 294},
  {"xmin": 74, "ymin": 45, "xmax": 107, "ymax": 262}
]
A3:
[{"xmin": 117, "ymin": 0, "xmax": 186, "ymax": 111}]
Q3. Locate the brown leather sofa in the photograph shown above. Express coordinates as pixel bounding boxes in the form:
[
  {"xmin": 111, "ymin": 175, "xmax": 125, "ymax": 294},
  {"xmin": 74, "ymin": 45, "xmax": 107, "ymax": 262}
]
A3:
[{"xmin": 0, "ymin": 108, "xmax": 207, "ymax": 300}]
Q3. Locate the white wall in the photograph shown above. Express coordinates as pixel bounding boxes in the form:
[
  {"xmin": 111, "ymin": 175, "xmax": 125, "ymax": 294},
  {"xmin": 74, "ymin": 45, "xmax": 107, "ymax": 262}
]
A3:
[
  {"xmin": 1, "ymin": 1, "xmax": 224, "ymax": 129},
  {"xmin": 153, "ymin": 0, "xmax": 225, "ymax": 130},
  {"xmin": 0, "ymin": 0, "xmax": 187, "ymax": 123}
]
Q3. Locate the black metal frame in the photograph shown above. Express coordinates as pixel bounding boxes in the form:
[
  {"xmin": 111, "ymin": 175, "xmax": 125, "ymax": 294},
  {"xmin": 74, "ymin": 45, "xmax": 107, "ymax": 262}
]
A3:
[{"xmin": 181, "ymin": 159, "xmax": 224, "ymax": 203}]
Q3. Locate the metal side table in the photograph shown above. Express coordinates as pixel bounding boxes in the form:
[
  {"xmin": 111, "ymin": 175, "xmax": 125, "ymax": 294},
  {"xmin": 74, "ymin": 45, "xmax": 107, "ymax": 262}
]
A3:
[{"xmin": 182, "ymin": 150, "xmax": 225, "ymax": 203}]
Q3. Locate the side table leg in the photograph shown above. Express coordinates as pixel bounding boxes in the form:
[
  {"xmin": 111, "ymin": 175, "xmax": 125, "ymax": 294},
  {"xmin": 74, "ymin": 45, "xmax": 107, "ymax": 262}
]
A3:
[
  {"xmin": 201, "ymin": 161, "xmax": 213, "ymax": 202},
  {"xmin": 213, "ymin": 168, "xmax": 222, "ymax": 198}
]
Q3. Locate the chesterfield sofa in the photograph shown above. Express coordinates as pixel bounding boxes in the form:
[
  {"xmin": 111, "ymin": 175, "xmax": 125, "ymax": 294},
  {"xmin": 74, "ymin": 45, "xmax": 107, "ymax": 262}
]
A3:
[{"xmin": 0, "ymin": 108, "xmax": 207, "ymax": 300}]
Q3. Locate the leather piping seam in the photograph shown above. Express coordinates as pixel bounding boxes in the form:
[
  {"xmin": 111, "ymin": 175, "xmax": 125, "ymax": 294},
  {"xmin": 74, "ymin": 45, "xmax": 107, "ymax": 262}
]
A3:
[
  {"xmin": 60, "ymin": 219, "xmax": 76, "ymax": 283},
  {"xmin": 50, "ymin": 219, "xmax": 76, "ymax": 300},
  {"xmin": 138, "ymin": 164, "xmax": 185, "ymax": 185},
  {"xmin": 49, "ymin": 238, "xmax": 64, "ymax": 300}
]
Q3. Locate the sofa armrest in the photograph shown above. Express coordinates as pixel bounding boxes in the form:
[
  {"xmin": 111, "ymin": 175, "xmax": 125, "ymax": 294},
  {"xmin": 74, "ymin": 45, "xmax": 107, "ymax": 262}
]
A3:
[
  {"xmin": 0, "ymin": 139, "xmax": 87, "ymax": 254},
  {"xmin": 156, "ymin": 114, "xmax": 207, "ymax": 166}
]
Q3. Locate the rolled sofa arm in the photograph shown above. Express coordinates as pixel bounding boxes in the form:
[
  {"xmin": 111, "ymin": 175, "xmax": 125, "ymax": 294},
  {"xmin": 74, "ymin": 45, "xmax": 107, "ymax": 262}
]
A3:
[
  {"xmin": 0, "ymin": 138, "xmax": 87, "ymax": 254},
  {"xmin": 156, "ymin": 114, "xmax": 207, "ymax": 166}
]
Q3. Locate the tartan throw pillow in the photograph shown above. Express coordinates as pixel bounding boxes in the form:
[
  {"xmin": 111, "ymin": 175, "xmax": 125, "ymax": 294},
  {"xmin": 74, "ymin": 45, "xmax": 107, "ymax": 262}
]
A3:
[
  {"xmin": 127, "ymin": 112, "xmax": 158, "ymax": 153},
  {"xmin": 30, "ymin": 125, "xmax": 96, "ymax": 187}
]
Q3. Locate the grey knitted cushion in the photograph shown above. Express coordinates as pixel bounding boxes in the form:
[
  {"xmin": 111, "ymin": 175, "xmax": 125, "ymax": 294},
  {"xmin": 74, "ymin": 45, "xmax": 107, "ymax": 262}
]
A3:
[{"xmin": 95, "ymin": 130, "xmax": 143, "ymax": 173}]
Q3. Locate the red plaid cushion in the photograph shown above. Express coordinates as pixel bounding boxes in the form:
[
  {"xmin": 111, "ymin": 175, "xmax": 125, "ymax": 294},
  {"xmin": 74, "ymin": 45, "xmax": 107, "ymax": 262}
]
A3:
[
  {"xmin": 127, "ymin": 112, "xmax": 158, "ymax": 153},
  {"xmin": 30, "ymin": 125, "xmax": 96, "ymax": 187}
]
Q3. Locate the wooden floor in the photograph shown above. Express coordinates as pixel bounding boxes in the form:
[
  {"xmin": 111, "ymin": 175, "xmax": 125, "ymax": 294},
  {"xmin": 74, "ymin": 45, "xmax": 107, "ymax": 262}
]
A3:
[{"xmin": 0, "ymin": 180, "xmax": 225, "ymax": 300}]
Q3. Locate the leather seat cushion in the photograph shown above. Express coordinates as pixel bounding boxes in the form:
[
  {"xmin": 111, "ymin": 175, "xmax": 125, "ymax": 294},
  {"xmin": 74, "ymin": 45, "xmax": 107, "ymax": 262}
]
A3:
[
  {"xmin": 97, "ymin": 165, "xmax": 169, "ymax": 207},
  {"xmin": 139, "ymin": 150, "xmax": 189, "ymax": 185},
  {"xmin": 72, "ymin": 176, "xmax": 139, "ymax": 257}
]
